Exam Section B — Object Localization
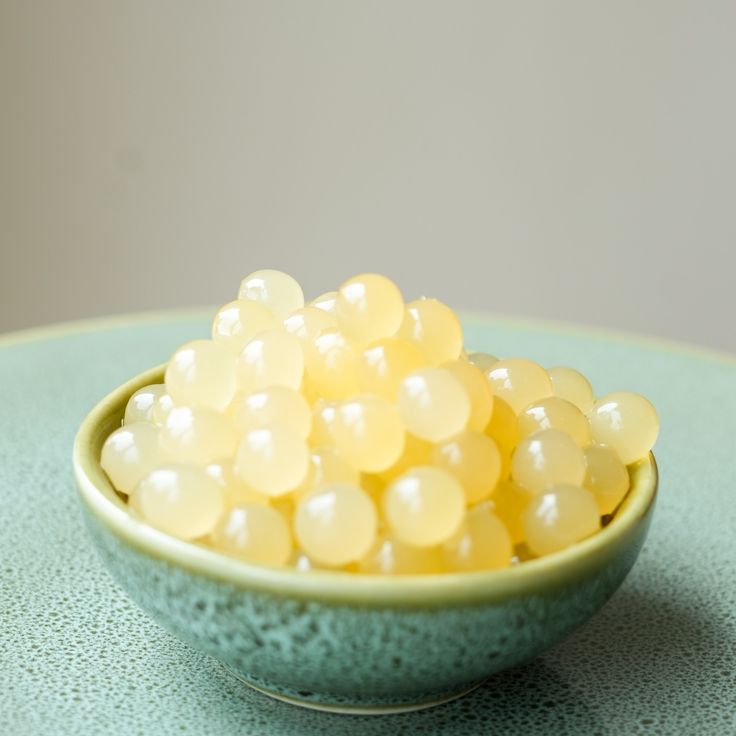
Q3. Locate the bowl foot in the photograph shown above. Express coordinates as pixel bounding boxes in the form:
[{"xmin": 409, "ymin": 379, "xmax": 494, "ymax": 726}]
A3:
[{"xmin": 223, "ymin": 665, "xmax": 483, "ymax": 715}]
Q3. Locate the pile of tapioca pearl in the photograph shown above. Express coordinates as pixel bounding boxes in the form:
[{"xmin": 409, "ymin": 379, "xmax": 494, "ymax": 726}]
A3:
[{"xmin": 101, "ymin": 270, "xmax": 659, "ymax": 573}]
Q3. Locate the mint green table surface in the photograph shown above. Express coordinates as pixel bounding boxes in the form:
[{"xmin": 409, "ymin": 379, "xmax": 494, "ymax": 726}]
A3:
[{"xmin": 1, "ymin": 311, "xmax": 734, "ymax": 735}]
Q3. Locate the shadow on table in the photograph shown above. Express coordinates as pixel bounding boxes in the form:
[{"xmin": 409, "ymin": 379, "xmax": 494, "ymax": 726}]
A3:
[{"xmin": 209, "ymin": 584, "xmax": 729, "ymax": 736}]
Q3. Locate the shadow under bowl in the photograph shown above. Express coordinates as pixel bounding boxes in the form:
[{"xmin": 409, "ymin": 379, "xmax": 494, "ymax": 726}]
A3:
[{"xmin": 73, "ymin": 366, "xmax": 658, "ymax": 714}]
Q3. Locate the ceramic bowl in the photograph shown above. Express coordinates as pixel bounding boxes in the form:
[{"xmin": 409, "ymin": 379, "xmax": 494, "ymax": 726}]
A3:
[{"xmin": 73, "ymin": 366, "xmax": 658, "ymax": 714}]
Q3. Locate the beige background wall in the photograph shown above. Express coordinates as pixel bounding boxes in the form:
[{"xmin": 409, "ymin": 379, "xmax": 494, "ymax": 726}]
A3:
[{"xmin": 1, "ymin": 1, "xmax": 734, "ymax": 352}]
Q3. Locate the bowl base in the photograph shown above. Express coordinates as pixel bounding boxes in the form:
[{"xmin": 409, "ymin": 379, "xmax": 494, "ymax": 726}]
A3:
[{"xmin": 223, "ymin": 665, "xmax": 483, "ymax": 715}]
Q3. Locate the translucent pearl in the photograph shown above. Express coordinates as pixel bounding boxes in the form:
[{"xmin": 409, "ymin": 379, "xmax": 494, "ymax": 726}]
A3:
[
  {"xmin": 101, "ymin": 422, "xmax": 161, "ymax": 494},
  {"xmin": 519, "ymin": 397, "xmax": 592, "ymax": 447},
  {"xmin": 486, "ymin": 358, "xmax": 553, "ymax": 414},
  {"xmin": 358, "ymin": 536, "xmax": 445, "ymax": 574},
  {"xmin": 237, "ymin": 329, "xmax": 304, "ymax": 393},
  {"xmin": 485, "ymin": 396, "xmax": 520, "ymax": 477},
  {"xmin": 378, "ymin": 432, "xmax": 433, "ymax": 483},
  {"xmin": 131, "ymin": 465, "xmax": 225, "ymax": 540},
  {"xmin": 511, "ymin": 429, "xmax": 586, "ymax": 494},
  {"xmin": 467, "ymin": 352, "xmax": 498, "ymax": 371},
  {"xmin": 587, "ymin": 392, "xmax": 659, "ymax": 465},
  {"xmin": 384, "ymin": 467, "xmax": 465, "ymax": 547},
  {"xmin": 357, "ymin": 338, "xmax": 426, "ymax": 400},
  {"xmin": 238, "ymin": 269, "xmax": 304, "ymax": 320},
  {"xmin": 491, "ymin": 480, "xmax": 534, "ymax": 544},
  {"xmin": 283, "ymin": 306, "xmax": 336, "ymax": 347},
  {"xmin": 335, "ymin": 273, "xmax": 404, "ymax": 343},
  {"xmin": 160, "ymin": 406, "xmax": 239, "ymax": 465},
  {"xmin": 443, "ymin": 505, "xmax": 512, "ymax": 571},
  {"xmin": 331, "ymin": 395, "xmax": 405, "ymax": 472},
  {"xmin": 124, "ymin": 384, "xmax": 167, "ymax": 425},
  {"xmin": 165, "ymin": 339, "xmax": 237, "ymax": 410},
  {"xmin": 310, "ymin": 291, "xmax": 337, "ymax": 313},
  {"xmin": 205, "ymin": 463, "xmax": 270, "ymax": 508},
  {"xmin": 211, "ymin": 299, "xmax": 278, "ymax": 354},
  {"xmin": 292, "ymin": 552, "xmax": 317, "ymax": 572},
  {"xmin": 309, "ymin": 398, "xmax": 337, "ymax": 446},
  {"xmin": 294, "ymin": 484, "xmax": 378, "ymax": 566},
  {"xmin": 433, "ymin": 431, "xmax": 502, "ymax": 504},
  {"xmin": 548, "ymin": 366, "xmax": 595, "ymax": 413},
  {"xmin": 233, "ymin": 386, "xmax": 312, "ymax": 438},
  {"xmin": 151, "ymin": 392, "xmax": 175, "ymax": 426},
  {"xmin": 522, "ymin": 484, "xmax": 600, "ymax": 556},
  {"xmin": 294, "ymin": 446, "xmax": 361, "ymax": 501},
  {"xmin": 303, "ymin": 329, "xmax": 359, "ymax": 399},
  {"xmin": 583, "ymin": 444, "xmax": 630, "ymax": 515},
  {"xmin": 396, "ymin": 298, "xmax": 464, "ymax": 365},
  {"xmin": 442, "ymin": 359, "xmax": 494, "ymax": 432},
  {"xmin": 396, "ymin": 367, "xmax": 470, "ymax": 442},
  {"xmin": 210, "ymin": 504, "xmax": 292, "ymax": 565},
  {"xmin": 234, "ymin": 427, "xmax": 310, "ymax": 497}
]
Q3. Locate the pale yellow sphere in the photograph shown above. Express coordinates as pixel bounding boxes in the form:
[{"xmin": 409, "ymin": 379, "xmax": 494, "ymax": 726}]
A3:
[
  {"xmin": 522, "ymin": 484, "xmax": 600, "ymax": 556},
  {"xmin": 485, "ymin": 396, "xmax": 520, "ymax": 461},
  {"xmin": 442, "ymin": 359, "xmax": 494, "ymax": 432},
  {"xmin": 131, "ymin": 465, "xmax": 225, "ymax": 540},
  {"xmin": 396, "ymin": 367, "xmax": 470, "ymax": 442},
  {"xmin": 587, "ymin": 392, "xmax": 659, "ymax": 465},
  {"xmin": 310, "ymin": 291, "xmax": 337, "ymax": 313},
  {"xmin": 233, "ymin": 386, "xmax": 312, "ymax": 438},
  {"xmin": 548, "ymin": 366, "xmax": 595, "ymax": 413},
  {"xmin": 151, "ymin": 392, "xmax": 176, "ymax": 426},
  {"xmin": 294, "ymin": 446, "xmax": 361, "ymax": 500},
  {"xmin": 210, "ymin": 504, "xmax": 292, "ymax": 565},
  {"xmin": 396, "ymin": 298, "xmax": 464, "ymax": 365},
  {"xmin": 303, "ymin": 328, "xmax": 359, "ymax": 399},
  {"xmin": 234, "ymin": 426, "xmax": 310, "ymax": 497},
  {"xmin": 357, "ymin": 337, "xmax": 426, "ymax": 400},
  {"xmin": 384, "ymin": 466, "xmax": 465, "ymax": 547},
  {"xmin": 238, "ymin": 269, "xmax": 304, "ymax": 320},
  {"xmin": 335, "ymin": 273, "xmax": 405, "ymax": 343},
  {"xmin": 160, "ymin": 406, "xmax": 239, "ymax": 465},
  {"xmin": 433, "ymin": 430, "xmax": 502, "ymax": 503},
  {"xmin": 309, "ymin": 398, "xmax": 337, "ymax": 446},
  {"xmin": 283, "ymin": 306, "xmax": 337, "ymax": 347},
  {"xmin": 237, "ymin": 328, "xmax": 304, "ymax": 393},
  {"xmin": 294, "ymin": 484, "xmax": 378, "ymax": 566},
  {"xmin": 443, "ymin": 505, "xmax": 512, "ymax": 572},
  {"xmin": 519, "ymin": 397, "xmax": 592, "ymax": 447},
  {"xmin": 583, "ymin": 444, "xmax": 630, "ymax": 515},
  {"xmin": 486, "ymin": 358, "xmax": 554, "ymax": 415},
  {"xmin": 358, "ymin": 537, "xmax": 445, "ymax": 574},
  {"xmin": 101, "ymin": 422, "xmax": 161, "ymax": 494},
  {"xmin": 124, "ymin": 384, "xmax": 167, "ymax": 425},
  {"xmin": 467, "ymin": 352, "xmax": 498, "ymax": 371},
  {"xmin": 511, "ymin": 428, "xmax": 586, "ymax": 494},
  {"xmin": 331, "ymin": 394, "xmax": 406, "ymax": 472},
  {"xmin": 490, "ymin": 480, "xmax": 534, "ymax": 544},
  {"xmin": 205, "ymin": 462, "xmax": 270, "ymax": 508},
  {"xmin": 165, "ymin": 339, "xmax": 237, "ymax": 410},
  {"xmin": 378, "ymin": 432, "xmax": 433, "ymax": 483},
  {"xmin": 211, "ymin": 299, "xmax": 278, "ymax": 355}
]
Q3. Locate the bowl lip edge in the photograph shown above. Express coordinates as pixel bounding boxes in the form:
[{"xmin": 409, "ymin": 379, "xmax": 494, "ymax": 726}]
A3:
[{"xmin": 73, "ymin": 365, "xmax": 659, "ymax": 606}]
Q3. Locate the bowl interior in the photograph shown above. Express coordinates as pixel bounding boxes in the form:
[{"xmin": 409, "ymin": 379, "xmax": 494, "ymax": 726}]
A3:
[{"xmin": 74, "ymin": 365, "xmax": 658, "ymax": 607}]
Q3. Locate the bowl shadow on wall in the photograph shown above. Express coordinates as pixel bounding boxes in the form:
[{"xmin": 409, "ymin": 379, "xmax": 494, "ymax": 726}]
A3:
[{"xmin": 199, "ymin": 584, "xmax": 725, "ymax": 734}]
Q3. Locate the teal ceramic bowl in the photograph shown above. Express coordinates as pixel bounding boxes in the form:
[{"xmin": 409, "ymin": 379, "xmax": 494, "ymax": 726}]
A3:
[{"xmin": 73, "ymin": 366, "xmax": 658, "ymax": 715}]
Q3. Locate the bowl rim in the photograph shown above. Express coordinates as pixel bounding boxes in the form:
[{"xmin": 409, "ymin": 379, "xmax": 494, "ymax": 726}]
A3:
[{"xmin": 73, "ymin": 365, "xmax": 658, "ymax": 606}]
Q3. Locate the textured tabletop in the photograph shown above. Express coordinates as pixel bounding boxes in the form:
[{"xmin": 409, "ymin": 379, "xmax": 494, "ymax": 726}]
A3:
[{"xmin": 1, "ymin": 311, "xmax": 735, "ymax": 736}]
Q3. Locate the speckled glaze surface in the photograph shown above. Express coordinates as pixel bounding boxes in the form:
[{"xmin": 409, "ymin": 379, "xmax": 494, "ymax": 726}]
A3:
[{"xmin": 2, "ymin": 311, "xmax": 735, "ymax": 734}]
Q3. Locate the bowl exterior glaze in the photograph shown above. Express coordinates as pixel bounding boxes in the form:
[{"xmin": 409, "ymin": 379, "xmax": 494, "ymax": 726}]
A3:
[{"xmin": 75, "ymin": 367, "xmax": 657, "ymax": 713}]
